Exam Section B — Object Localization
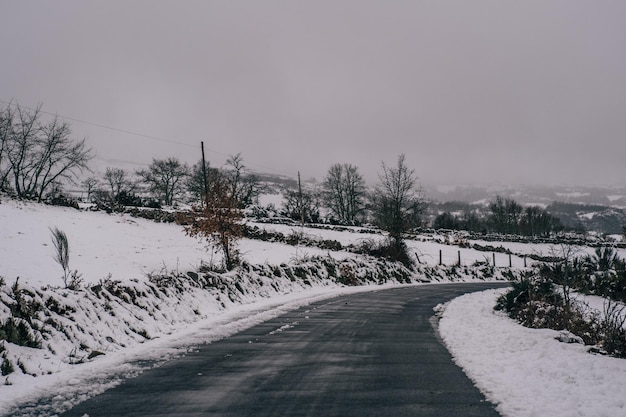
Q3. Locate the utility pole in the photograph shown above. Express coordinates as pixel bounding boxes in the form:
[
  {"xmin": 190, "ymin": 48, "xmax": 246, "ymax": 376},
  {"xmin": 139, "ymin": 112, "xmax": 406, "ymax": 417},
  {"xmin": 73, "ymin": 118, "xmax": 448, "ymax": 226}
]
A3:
[
  {"xmin": 201, "ymin": 141, "xmax": 209, "ymax": 208},
  {"xmin": 298, "ymin": 171, "xmax": 304, "ymax": 227}
]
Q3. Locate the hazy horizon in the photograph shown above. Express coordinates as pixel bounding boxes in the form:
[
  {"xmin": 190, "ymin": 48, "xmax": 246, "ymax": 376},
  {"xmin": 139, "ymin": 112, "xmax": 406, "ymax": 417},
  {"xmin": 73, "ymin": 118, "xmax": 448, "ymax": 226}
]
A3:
[{"xmin": 2, "ymin": 1, "xmax": 625, "ymax": 188}]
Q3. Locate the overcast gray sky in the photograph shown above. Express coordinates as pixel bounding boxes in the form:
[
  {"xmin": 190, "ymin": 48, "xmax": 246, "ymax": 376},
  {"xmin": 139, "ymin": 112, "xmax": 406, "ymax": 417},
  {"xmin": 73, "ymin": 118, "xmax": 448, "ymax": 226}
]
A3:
[{"xmin": 1, "ymin": 1, "xmax": 625, "ymax": 186}]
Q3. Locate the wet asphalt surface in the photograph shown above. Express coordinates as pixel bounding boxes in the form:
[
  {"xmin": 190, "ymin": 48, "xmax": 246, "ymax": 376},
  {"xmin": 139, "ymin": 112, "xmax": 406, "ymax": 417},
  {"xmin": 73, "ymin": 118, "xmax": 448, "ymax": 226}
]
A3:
[{"xmin": 54, "ymin": 282, "xmax": 508, "ymax": 417}]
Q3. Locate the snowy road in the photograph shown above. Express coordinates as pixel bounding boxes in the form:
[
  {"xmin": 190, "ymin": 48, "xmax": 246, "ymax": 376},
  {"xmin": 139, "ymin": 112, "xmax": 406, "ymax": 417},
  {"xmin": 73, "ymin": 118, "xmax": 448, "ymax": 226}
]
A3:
[{"xmin": 50, "ymin": 283, "xmax": 508, "ymax": 417}]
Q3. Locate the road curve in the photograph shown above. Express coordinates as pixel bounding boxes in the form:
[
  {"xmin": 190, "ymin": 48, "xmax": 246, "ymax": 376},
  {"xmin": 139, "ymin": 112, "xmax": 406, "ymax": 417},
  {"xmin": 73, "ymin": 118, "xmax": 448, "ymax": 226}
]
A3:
[{"xmin": 57, "ymin": 282, "xmax": 508, "ymax": 417}]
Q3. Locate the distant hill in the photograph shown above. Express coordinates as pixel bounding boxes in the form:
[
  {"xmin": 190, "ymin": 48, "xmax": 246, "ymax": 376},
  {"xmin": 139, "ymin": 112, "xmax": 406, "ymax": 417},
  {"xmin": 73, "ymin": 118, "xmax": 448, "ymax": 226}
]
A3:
[
  {"xmin": 424, "ymin": 184, "xmax": 626, "ymax": 235},
  {"xmin": 424, "ymin": 184, "xmax": 626, "ymax": 208}
]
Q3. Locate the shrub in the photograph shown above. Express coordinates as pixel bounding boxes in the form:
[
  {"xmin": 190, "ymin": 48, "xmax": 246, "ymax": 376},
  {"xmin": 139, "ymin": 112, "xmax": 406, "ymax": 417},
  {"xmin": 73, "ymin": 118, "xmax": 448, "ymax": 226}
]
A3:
[
  {"xmin": 115, "ymin": 190, "xmax": 143, "ymax": 207},
  {"xmin": 355, "ymin": 237, "xmax": 414, "ymax": 269},
  {"xmin": 319, "ymin": 239, "xmax": 342, "ymax": 251},
  {"xmin": 601, "ymin": 301, "xmax": 626, "ymax": 358},
  {"xmin": 575, "ymin": 247, "xmax": 626, "ymax": 302},
  {"xmin": 65, "ymin": 270, "xmax": 83, "ymax": 291},
  {"xmin": 495, "ymin": 275, "xmax": 600, "ymax": 341},
  {"xmin": 0, "ymin": 318, "xmax": 42, "ymax": 348},
  {"xmin": 338, "ymin": 264, "xmax": 358, "ymax": 286},
  {"xmin": 8, "ymin": 278, "xmax": 42, "ymax": 323},
  {"xmin": 44, "ymin": 296, "xmax": 76, "ymax": 316},
  {"xmin": 1, "ymin": 355, "xmax": 14, "ymax": 376},
  {"xmin": 495, "ymin": 275, "xmax": 559, "ymax": 317},
  {"xmin": 322, "ymin": 257, "xmax": 337, "ymax": 278},
  {"xmin": 46, "ymin": 193, "xmax": 80, "ymax": 209},
  {"xmin": 496, "ymin": 273, "xmax": 626, "ymax": 354}
]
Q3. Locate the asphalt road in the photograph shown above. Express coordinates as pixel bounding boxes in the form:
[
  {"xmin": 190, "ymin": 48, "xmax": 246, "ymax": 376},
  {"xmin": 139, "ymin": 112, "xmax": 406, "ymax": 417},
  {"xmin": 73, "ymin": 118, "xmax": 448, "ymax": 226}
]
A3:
[{"xmin": 57, "ymin": 282, "xmax": 508, "ymax": 417}]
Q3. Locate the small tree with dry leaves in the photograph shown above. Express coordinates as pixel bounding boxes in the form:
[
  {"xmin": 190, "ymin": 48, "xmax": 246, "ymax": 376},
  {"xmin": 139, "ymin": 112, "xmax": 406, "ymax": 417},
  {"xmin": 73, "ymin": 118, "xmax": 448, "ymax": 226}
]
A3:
[{"xmin": 181, "ymin": 171, "xmax": 243, "ymax": 270}]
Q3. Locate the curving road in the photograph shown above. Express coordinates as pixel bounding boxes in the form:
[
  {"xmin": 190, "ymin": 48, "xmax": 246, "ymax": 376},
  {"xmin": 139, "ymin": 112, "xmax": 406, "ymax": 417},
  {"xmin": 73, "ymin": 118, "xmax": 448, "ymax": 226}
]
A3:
[{"xmin": 57, "ymin": 282, "xmax": 507, "ymax": 417}]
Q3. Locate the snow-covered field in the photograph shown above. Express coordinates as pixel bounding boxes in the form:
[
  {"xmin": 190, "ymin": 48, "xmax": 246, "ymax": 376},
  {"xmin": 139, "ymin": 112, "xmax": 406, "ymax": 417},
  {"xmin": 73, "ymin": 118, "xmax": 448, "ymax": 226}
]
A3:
[
  {"xmin": 3, "ymin": 199, "xmax": 620, "ymax": 289},
  {"xmin": 0, "ymin": 202, "xmax": 357, "ymax": 288},
  {"xmin": 1, "ymin": 198, "xmax": 625, "ymax": 416}
]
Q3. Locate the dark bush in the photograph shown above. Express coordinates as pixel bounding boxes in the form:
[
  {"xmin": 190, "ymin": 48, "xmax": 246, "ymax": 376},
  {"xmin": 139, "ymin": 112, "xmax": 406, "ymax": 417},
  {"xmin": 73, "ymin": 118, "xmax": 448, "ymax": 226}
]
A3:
[
  {"xmin": 318, "ymin": 239, "xmax": 342, "ymax": 251},
  {"xmin": 495, "ymin": 275, "xmax": 559, "ymax": 315},
  {"xmin": 355, "ymin": 238, "xmax": 414, "ymax": 269},
  {"xmin": 495, "ymin": 273, "xmax": 626, "ymax": 353},
  {"xmin": 115, "ymin": 190, "xmax": 143, "ymax": 207},
  {"xmin": 46, "ymin": 193, "xmax": 80, "ymax": 209},
  {"xmin": 601, "ymin": 301, "xmax": 626, "ymax": 358},
  {"xmin": 8, "ymin": 279, "xmax": 42, "ymax": 324},
  {"xmin": 0, "ymin": 318, "xmax": 42, "ymax": 348},
  {"xmin": 337, "ymin": 264, "xmax": 358, "ymax": 286},
  {"xmin": 1, "ymin": 355, "xmax": 14, "ymax": 376}
]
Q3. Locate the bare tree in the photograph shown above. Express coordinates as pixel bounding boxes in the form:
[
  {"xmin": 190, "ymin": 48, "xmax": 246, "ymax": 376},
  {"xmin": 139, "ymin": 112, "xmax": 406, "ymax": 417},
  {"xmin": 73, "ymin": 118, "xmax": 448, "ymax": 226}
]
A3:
[
  {"xmin": 0, "ymin": 104, "xmax": 14, "ymax": 190},
  {"xmin": 372, "ymin": 154, "xmax": 425, "ymax": 242},
  {"xmin": 543, "ymin": 244, "xmax": 584, "ymax": 317},
  {"xmin": 323, "ymin": 163, "xmax": 365, "ymax": 224},
  {"xmin": 223, "ymin": 153, "xmax": 260, "ymax": 208},
  {"xmin": 282, "ymin": 188, "xmax": 320, "ymax": 223},
  {"xmin": 187, "ymin": 159, "xmax": 220, "ymax": 203},
  {"xmin": 488, "ymin": 196, "xmax": 523, "ymax": 234},
  {"xmin": 0, "ymin": 103, "xmax": 93, "ymax": 200},
  {"xmin": 4, "ymin": 103, "xmax": 41, "ymax": 197},
  {"xmin": 519, "ymin": 205, "xmax": 564, "ymax": 237},
  {"xmin": 186, "ymin": 154, "xmax": 259, "ymax": 208},
  {"xmin": 103, "ymin": 167, "xmax": 134, "ymax": 199},
  {"xmin": 81, "ymin": 176, "xmax": 100, "ymax": 202},
  {"xmin": 33, "ymin": 117, "xmax": 93, "ymax": 201},
  {"xmin": 136, "ymin": 157, "xmax": 189, "ymax": 206}
]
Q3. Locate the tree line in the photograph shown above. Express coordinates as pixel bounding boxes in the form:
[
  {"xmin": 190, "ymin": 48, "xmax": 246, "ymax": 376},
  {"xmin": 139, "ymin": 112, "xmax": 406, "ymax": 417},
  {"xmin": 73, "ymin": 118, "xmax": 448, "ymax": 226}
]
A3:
[
  {"xmin": 432, "ymin": 195, "xmax": 565, "ymax": 236},
  {"xmin": 80, "ymin": 153, "xmax": 258, "ymax": 210}
]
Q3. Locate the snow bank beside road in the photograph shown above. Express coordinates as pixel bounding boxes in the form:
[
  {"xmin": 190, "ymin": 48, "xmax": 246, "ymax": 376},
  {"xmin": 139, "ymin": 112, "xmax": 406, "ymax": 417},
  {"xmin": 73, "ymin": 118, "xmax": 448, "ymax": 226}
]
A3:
[
  {"xmin": 439, "ymin": 289, "xmax": 626, "ymax": 417},
  {"xmin": 1, "ymin": 285, "xmax": 393, "ymax": 416}
]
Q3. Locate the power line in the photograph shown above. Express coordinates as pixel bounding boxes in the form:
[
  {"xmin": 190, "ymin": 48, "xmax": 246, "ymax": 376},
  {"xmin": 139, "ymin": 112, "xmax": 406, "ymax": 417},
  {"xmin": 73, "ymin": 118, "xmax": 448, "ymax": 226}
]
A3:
[
  {"xmin": 0, "ymin": 98, "xmax": 294, "ymax": 177},
  {"xmin": 0, "ymin": 98, "xmax": 198, "ymax": 149},
  {"xmin": 92, "ymin": 155, "xmax": 150, "ymax": 169}
]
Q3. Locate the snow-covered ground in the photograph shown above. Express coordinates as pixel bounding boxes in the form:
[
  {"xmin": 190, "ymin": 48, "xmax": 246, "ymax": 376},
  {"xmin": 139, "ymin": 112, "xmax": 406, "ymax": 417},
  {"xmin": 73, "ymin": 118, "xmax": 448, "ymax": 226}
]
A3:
[
  {"xmin": 3, "ymin": 199, "xmax": 619, "ymax": 289},
  {"xmin": 0, "ymin": 202, "xmax": 358, "ymax": 288},
  {"xmin": 2, "ymin": 198, "xmax": 625, "ymax": 416},
  {"xmin": 439, "ymin": 289, "xmax": 626, "ymax": 417}
]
